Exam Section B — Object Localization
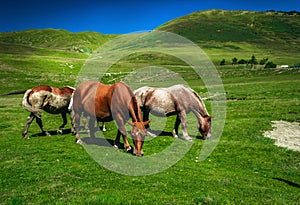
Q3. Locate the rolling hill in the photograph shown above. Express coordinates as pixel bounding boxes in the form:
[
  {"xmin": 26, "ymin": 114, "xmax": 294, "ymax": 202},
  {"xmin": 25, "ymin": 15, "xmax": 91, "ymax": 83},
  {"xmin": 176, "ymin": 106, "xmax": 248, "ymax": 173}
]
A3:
[
  {"xmin": 0, "ymin": 28, "xmax": 117, "ymax": 53},
  {"xmin": 0, "ymin": 10, "xmax": 299, "ymax": 65},
  {"xmin": 157, "ymin": 10, "xmax": 300, "ymax": 65}
]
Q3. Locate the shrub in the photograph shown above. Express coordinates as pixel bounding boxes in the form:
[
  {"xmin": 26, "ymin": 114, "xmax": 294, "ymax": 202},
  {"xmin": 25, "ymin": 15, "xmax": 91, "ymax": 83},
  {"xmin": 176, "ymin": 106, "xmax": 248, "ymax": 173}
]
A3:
[
  {"xmin": 220, "ymin": 59, "xmax": 226, "ymax": 66},
  {"xmin": 238, "ymin": 59, "xmax": 247, "ymax": 64},
  {"xmin": 264, "ymin": 61, "xmax": 277, "ymax": 68}
]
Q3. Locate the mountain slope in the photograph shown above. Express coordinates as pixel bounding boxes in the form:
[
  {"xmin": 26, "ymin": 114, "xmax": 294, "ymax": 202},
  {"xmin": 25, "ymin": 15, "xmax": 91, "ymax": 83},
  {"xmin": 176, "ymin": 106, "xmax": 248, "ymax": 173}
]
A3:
[
  {"xmin": 156, "ymin": 10, "xmax": 300, "ymax": 64},
  {"xmin": 157, "ymin": 10, "xmax": 300, "ymax": 47},
  {"xmin": 0, "ymin": 29, "xmax": 117, "ymax": 53}
]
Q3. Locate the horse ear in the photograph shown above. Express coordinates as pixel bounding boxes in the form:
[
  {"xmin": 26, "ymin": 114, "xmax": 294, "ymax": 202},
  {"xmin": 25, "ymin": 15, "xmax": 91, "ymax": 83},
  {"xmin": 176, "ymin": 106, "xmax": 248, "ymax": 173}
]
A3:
[
  {"xmin": 207, "ymin": 116, "xmax": 213, "ymax": 121},
  {"xmin": 128, "ymin": 121, "xmax": 135, "ymax": 127},
  {"xmin": 143, "ymin": 120, "xmax": 151, "ymax": 126}
]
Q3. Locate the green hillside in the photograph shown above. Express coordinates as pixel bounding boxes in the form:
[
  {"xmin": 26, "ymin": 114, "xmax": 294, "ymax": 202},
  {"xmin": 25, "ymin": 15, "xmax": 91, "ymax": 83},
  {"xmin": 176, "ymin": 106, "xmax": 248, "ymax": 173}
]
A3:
[
  {"xmin": 0, "ymin": 28, "xmax": 117, "ymax": 53},
  {"xmin": 0, "ymin": 10, "xmax": 299, "ymax": 204},
  {"xmin": 157, "ymin": 10, "xmax": 300, "ymax": 65},
  {"xmin": 1, "ymin": 10, "xmax": 299, "ymax": 66}
]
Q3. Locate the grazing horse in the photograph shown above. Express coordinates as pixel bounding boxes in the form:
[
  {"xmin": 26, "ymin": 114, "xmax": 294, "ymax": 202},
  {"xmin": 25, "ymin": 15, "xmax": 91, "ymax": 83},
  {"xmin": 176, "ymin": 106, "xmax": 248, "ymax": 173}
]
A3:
[
  {"xmin": 2, "ymin": 85, "xmax": 75, "ymax": 139},
  {"xmin": 71, "ymin": 81, "xmax": 150, "ymax": 156},
  {"xmin": 134, "ymin": 84, "xmax": 212, "ymax": 140}
]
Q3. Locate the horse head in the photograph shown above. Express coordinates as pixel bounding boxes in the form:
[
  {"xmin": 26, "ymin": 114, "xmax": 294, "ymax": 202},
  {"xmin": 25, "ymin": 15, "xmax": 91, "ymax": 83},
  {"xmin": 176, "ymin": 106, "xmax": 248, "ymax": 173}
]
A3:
[
  {"xmin": 199, "ymin": 116, "xmax": 212, "ymax": 139},
  {"xmin": 128, "ymin": 120, "xmax": 150, "ymax": 157}
]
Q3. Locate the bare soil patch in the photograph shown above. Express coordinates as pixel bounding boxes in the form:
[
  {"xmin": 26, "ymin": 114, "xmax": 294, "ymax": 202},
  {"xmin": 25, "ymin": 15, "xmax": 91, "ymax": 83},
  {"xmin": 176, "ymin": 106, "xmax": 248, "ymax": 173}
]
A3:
[{"xmin": 264, "ymin": 121, "xmax": 300, "ymax": 152}]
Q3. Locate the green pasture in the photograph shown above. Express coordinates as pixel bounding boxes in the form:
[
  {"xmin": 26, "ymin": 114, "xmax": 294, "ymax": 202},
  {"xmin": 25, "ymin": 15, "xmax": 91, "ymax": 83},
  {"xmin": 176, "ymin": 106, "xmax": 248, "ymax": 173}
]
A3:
[{"xmin": 0, "ymin": 40, "xmax": 299, "ymax": 204}]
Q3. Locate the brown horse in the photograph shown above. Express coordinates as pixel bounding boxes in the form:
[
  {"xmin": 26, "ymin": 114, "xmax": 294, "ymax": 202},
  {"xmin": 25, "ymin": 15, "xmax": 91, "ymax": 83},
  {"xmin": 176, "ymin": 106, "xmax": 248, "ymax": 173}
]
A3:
[
  {"xmin": 2, "ymin": 85, "xmax": 75, "ymax": 139},
  {"xmin": 134, "ymin": 84, "xmax": 212, "ymax": 140},
  {"xmin": 71, "ymin": 81, "xmax": 150, "ymax": 156}
]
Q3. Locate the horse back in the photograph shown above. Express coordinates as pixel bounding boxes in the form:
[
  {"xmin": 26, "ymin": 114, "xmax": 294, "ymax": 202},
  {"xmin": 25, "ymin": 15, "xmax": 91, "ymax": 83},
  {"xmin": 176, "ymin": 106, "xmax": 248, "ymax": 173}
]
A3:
[
  {"xmin": 168, "ymin": 85, "xmax": 208, "ymax": 115},
  {"xmin": 23, "ymin": 85, "xmax": 73, "ymax": 115},
  {"xmin": 135, "ymin": 87, "xmax": 178, "ymax": 116},
  {"xmin": 97, "ymin": 82, "xmax": 140, "ymax": 122}
]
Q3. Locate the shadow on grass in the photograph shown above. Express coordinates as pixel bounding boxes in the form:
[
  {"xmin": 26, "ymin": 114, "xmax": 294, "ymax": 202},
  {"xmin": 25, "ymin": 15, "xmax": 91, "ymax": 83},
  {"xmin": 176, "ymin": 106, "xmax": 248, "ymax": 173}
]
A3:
[
  {"xmin": 273, "ymin": 177, "xmax": 300, "ymax": 188},
  {"xmin": 81, "ymin": 137, "xmax": 134, "ymax": 154},
  {"xmin": 31, "ymin": 128, "xmax": 72, "ymax": 137},
  {"xmin": 147, "ymin": 129, "xmax": 205, "ymax": 140}
]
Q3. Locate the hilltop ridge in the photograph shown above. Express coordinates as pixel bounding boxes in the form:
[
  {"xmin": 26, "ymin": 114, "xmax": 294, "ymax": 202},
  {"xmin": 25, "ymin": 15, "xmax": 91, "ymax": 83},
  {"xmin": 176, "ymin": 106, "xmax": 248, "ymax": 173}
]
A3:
[
  {"xmin": 0, "ymin": 10, "xmax": 299, "ymax": 65},
  {"xmin": 157, "ymin": 9, "xmax": 300, "ymax": 47},
  {"xmin": 0, "ymin": 28, "xmax": 117, "ymax": 53}
]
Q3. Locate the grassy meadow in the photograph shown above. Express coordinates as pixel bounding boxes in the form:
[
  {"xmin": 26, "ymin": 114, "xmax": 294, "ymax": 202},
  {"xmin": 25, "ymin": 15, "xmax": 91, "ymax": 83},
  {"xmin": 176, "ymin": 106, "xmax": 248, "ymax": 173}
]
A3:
[{"xmin": 1, "ymin": 10, "xmax": 300, "ymax": 204}]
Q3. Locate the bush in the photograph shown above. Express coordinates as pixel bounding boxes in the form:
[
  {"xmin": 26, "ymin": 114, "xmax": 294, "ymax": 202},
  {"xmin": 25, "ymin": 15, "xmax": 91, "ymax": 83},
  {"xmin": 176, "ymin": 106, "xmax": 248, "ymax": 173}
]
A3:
[
  {"xmin": 238, "ymin": 59, "xmax": 247, "ymax": 64},
  {"xmin": 220, "ymin": 59, "xmax": 226, "ymax": 66},
  {"xmin": 264, "ymin": 61, "xmax": 277, "ymax": 68}
]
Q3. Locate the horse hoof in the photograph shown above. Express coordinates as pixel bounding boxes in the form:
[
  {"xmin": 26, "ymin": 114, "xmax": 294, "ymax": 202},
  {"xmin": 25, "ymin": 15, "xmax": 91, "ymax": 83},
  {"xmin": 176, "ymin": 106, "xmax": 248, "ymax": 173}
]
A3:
[
  {"xmin": 147, "ymin": 131, "xmax": 157, "ymax": 137},
  {"xmin": 172, "ymin": 129, "xmax": 179, "ymax": 138},
  {"xmin": 113, "ymin": 145, "xmax": 119, "ymax": 150},
  {"xmin": 125, "ymin": 146, "xmax": 132, "ymax": 152},
  {"xmin": 184, "ymin": 137, "xmax": 193, "ymax": 142},
  {"xmin": 57, "ymin": 129, "xmax": 63, "ymax": 135},
  {"xmin": 102, "ymin": 127, "xmax": 106, "ymax": 132},
  {"xmin": 44, "ymin": 132, "xmax": 51, "ymax": 137},
  {"xmin": 76, "ymin": 139, "xmax": 83, "ymax": 144}
]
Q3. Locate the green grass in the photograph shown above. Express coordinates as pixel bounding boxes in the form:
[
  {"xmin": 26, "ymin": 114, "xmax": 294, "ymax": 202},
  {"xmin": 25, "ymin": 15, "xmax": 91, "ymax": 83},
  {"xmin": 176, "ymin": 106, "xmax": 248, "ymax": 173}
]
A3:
[
  {"xmin": 1, "ymin": 53, "xmax": 300, "ymax": 204},
  {"xmin": 0, "ymin": 12, "xmax": 300, "ymax": 204},
  {"xmin": 157, "ymin": 10, "xmax": 300, "ymax": 65}
]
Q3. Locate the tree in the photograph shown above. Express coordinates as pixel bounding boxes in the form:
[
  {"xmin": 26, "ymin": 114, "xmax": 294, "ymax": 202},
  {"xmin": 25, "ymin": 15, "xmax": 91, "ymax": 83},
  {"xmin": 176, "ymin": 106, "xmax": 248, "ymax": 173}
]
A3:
[
  {"xmin": 260, "ymin": 57, "xmax": 269, "ymax": 65},
  {"xmin": 249, "ymin": 55, "xmax": 258, "ymax": 67},
  {"xmin": 232, "ymin": 57, "xmax": 238, "ymax": 65},
  {"xmin": 238, "ymin": 59, "xmax": 247, "ymax": 64},
  {"xmin": 220, "ymin": 59, "xmax": 226, "ymax": 66},
  {"xmin": 264, "ymin": 61, "xmax": 277, "ymax": 68}
]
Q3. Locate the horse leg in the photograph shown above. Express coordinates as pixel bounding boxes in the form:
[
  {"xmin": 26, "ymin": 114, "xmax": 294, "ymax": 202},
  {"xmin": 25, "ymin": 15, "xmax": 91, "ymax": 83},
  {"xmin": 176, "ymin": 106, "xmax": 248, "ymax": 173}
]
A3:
[
  {"xmin": 22, "ymin": 113, "xmax": 35, "ymax": 139},
  {"xmin": 172, "ymin": 115, "xmax": 181, "ymax": 138},
  {"xmin": 143, "ymin": 110, "xmax": 150, "ymax": 129},
  {"xmin": 73, "ymin": 112, "xmax": 82, "ymax": 144},
  {"xmin": 144, "ymin": 110, "xmax": 156, "ymax": 137},
  {"xmin": 82, "ymin": 113, "xmax": 89, "ymax": 132},
  {"xmin": 100, "ymin": 122, "xmax": 106, "ymax": 131},
  {"xmin": 178, "ymin": 111, "xmax": 192, "ymax": 141},
  {"xmin": 88, "ymin": 117, "xmax": 96, "ymax": 138},
  {"xmin": 57, "ymin": 112, "xmax": 67, "ymax": 135},
  {"xmin": 36, "ymin": 116, "xmax": 50, "ymax": 136},
  {"xmin": 114, "ymin": 125, "xmax": 131, "ymax": 152},
  {"xmin": 69, "ymin": 110, "xmax": 76, "ymax": 135},
  {"xmin": 113, "ymin": 130, "xmax": 121, "ymax": 150}
]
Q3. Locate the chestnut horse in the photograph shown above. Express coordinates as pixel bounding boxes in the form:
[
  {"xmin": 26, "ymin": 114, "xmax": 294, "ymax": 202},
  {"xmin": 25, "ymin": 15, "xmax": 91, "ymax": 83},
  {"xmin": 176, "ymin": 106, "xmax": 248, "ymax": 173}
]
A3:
[
  {"xmin": 71, "ymin": 81, "xmax": 150, "ymax": 156},
  {"xmin": 2, "ymin": 85, "xmax": 75, "ymax": 139},
  {"xmin": 134, "ymin": 84, "xmax": 212, "ymax": 140}
]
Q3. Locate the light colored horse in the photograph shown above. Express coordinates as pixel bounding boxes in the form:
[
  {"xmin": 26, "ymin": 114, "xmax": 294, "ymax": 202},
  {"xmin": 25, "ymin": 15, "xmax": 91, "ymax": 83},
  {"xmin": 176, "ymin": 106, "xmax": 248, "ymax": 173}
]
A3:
[
  {"xmin": 71, "ymin": 81, "xmax": 150, "ymax": 156},
  {"xmin": 1, "ymin": 85, "xmax": 75, "ymax": 139},
  {"xmin": 134, "ymin": 84, "xmax": 212, "ymax": 140}
]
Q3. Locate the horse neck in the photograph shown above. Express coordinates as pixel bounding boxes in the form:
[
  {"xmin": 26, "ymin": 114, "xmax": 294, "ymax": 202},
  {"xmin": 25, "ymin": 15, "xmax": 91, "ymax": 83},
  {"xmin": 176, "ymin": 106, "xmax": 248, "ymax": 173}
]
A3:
[
  {"xmin": 190, "ymin": 90, "xmax": 209, "ymax": 120},
  {"xmin": 129, "ymin": 96, "xmax": 143, "ymax": 122}
]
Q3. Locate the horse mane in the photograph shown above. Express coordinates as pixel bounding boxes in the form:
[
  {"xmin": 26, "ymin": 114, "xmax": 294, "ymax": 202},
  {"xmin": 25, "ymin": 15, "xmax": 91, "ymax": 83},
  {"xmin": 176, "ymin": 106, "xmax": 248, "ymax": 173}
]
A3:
[
  {"xmin": 188, "ymin": 87, "xmax": 209, "ymax": 117},
  {"xmin": 131, "ymin": 95, "xmax": 143, "ymax": 122}
]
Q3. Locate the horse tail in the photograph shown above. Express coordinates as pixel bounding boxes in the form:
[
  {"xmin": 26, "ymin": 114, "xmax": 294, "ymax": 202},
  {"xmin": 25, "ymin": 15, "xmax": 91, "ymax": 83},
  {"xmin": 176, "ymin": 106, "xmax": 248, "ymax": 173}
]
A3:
[
  {"xmin": 66, "ymin": 85, "xmax": 76, "ymax": 91},
  {"xmin": 22, "ymin": 89, "xmax": 42, "ymax": 117},
  {"xmin": 0, "ymin": 90, "xmax": 27, "ymax": 96},
  {"xmin": 68, "ymin": 93, "xmax": 74, "ymax": 111}
]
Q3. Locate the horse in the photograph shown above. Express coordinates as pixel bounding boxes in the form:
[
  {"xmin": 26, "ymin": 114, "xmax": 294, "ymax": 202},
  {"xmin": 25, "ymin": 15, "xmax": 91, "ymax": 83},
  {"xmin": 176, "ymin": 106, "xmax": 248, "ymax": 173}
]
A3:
[
  {"xmin": 134, "ymin": 84, "xmax": 212, "ymax": 140},
  {"xmin": 1, "ymin": 85, "xmax": 75, "ymax": 139},
  {"xmin": 71, "ymin": 81, "xmax": 150, "ymax": 156}
]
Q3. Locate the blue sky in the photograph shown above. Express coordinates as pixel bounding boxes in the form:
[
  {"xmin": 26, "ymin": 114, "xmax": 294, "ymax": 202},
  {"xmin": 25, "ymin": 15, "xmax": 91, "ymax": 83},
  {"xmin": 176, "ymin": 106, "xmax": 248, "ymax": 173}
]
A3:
[{"xmin": 0, "ymin": 0, "xmax": 299, "ymax": 34}]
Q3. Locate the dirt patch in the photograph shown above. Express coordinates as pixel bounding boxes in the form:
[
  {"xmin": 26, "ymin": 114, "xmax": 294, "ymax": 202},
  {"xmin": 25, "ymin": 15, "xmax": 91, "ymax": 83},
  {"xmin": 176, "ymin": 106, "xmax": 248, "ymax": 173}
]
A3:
[{"xmin": 264, "ymin": 121, "xmax": 300, "ymax": 152}]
